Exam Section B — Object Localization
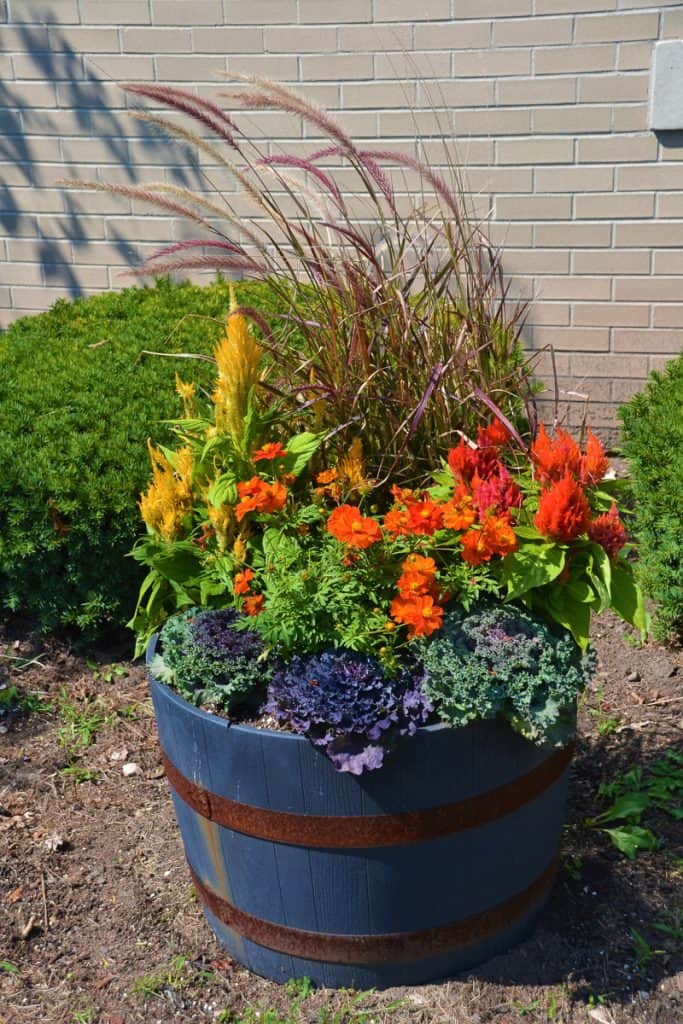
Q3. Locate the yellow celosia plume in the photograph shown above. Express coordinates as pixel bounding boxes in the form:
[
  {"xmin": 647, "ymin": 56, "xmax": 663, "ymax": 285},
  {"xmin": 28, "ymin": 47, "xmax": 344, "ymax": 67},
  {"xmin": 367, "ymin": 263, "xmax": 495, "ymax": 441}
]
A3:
[
  {"xmin": 206, "ymin": 503, "xmax": 234, "ymax": 553},
  {"xmin": 212, "ymin": 285, "xmax": 261, "ymax": 447},
  {"xmin": 338, "ymin": 437, "xmax": 372, "ymax": 495},
  {"xmin": 175, "ymin": 372, "xmax": 197, "ymax": 419},
  {"xmin": 139, "ymin": 441, "xmax": 194, "ymax": 542}
]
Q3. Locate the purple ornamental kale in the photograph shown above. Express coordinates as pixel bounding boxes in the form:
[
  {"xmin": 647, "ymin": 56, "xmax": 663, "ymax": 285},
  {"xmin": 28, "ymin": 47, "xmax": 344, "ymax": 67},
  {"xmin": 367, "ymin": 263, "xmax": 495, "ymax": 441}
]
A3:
[
  {"xmin": 192, "ymin": 608, "xmax": 264, "ymax": 662},
  {"xmin": 264, "ymin": 649, "xmax": 432, "ymax": 775},
  {"xmin": 157, "ymin": 607, "xmax": 269, "ymax": 712}
]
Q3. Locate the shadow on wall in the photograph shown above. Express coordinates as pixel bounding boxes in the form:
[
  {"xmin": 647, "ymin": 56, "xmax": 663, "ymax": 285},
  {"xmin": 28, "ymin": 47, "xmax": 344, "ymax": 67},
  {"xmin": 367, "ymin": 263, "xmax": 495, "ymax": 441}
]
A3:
[{"xmin": 0, "ymin": 16, "xmax": 205, "ymax": 299}]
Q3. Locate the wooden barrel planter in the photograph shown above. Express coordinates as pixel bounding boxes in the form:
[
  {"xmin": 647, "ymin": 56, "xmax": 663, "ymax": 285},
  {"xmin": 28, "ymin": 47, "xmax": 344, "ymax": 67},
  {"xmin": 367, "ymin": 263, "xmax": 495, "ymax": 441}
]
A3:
[{"xmin": 148, "ymin": 639, "xmax": 574, "ymax": 989}]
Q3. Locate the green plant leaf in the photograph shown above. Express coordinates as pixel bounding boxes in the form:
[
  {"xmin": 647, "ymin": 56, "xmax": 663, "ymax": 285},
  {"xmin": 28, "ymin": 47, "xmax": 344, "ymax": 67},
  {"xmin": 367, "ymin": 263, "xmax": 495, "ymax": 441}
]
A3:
[
  {"xmin": 585, "ymin": 541, "xmax": 612, "ymax": 610},
  {"xmin": 594, "ymin": 792, "xmax": 650, "ymax": 825},
  {"xmin": 544, "ymin": 587, "xmax": 591, "ymax": 649},
  {"xmin": 206, "ymin": 473, "xmax": 238, "ymax": 507},
  {"xmin": 610, "ymin": 559, "xmax": 649, "ymax": 638},
  {"xmin": 280, "ymin": 432, "xmax": 325, "ymax": 478},
  {"xmin": 502, "ymin": 542, "xmax": 566, "ymax": 601},
  {"xmin": 602, "ymin": 825, "xmax": 657, "ymax": 859}
]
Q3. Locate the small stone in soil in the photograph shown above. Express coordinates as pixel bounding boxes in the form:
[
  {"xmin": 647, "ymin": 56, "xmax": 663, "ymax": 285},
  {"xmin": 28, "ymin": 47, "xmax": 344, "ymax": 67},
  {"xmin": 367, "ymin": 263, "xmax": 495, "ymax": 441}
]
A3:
[{"xmin": 627, "ymin": 671, "xmax": 641, "ymax": 682}]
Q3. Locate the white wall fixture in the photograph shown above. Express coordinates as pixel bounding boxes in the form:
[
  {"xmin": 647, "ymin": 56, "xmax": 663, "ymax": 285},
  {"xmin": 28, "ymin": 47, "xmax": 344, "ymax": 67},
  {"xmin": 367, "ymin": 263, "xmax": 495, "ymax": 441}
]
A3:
[{"xmin": 650, "ymin": 40, "xmax": 683, "ymax": 131}]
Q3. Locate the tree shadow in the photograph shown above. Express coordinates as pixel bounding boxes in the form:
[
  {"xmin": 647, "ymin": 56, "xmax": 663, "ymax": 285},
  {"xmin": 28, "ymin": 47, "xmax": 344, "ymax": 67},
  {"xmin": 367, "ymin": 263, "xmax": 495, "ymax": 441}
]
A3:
[
  {"xmin": 0, "ymin": 15, "xmax": 205, "ymax": 299},
  {"xmin": 464, "ymin": 727, "xmax": 681, "ymax": 1007}
]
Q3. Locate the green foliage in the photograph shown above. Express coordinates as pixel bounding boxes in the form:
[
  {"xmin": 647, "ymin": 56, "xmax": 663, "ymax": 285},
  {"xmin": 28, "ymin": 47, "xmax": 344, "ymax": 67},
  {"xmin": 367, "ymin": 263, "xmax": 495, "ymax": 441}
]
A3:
[
  {"xmin": 619, "ymin": 353, "xmax": 683, "ymax": 642},
  {"xmin": 502, "ymin": 530, "xmax": 647, "ymax": 651},
  {"xmin": 0, "ymin": 276, "xmax": 288, "ymax": 637},
  {"xmin": 217, "ymin": 987, "xmax": 395, "ymax": 1024},
  {"xmin": 56, "ymin": 686, "xmax": 108, "ymax": 756},
  {"xmin": 420, "ymin": 600, "xmax": 595, "ymax": 746},
  {"xmin": 587, "ymin": 749, "xmax": 683, "ymax": 858},
  {"xmin": 247, "ymin": 529, "xmax": 399, "ymax": 659},
  {"xmin": 132, "ymin": 955, "xmax": 190, "ymax": 1001},
  {"xmin": 0, "ymin": 684, "xmax": 52, "ymax": 715},
  {"xmin": 629, "ymin": 928, "xmax": 664, "ymax": 975}
]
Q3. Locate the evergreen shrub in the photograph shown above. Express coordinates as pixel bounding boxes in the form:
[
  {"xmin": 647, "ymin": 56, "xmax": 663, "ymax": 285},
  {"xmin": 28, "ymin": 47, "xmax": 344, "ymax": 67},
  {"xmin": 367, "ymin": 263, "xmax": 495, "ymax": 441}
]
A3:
[
  {"xmin": 0, "ymin": 277, "xmax": 285, "ymax": 636},
  {"xmin": 619, "ymin": 353, "xmax": 683, "ymax": 643}
]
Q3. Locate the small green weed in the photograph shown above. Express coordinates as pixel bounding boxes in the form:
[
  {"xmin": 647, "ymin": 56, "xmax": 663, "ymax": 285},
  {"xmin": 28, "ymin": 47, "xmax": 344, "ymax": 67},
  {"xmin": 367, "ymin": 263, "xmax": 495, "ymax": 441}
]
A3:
[
  {"xmin": 0, "ymin": 684, "xmax": 52, "ymax": 715},
  {"xmin": 218, "ymin": 988, "xmax": 397, "ymax": 1024},
  {"xmin": 586, "ymin": 749, "xmax": 683, "ymax": 858},
  {"xmin": 87, "ymin": 660, "xmax": 128, "ymax": 684},
  {"xmin": 286, "ymin": 976, "xmax": 314, "ymax": 1000},
  {"xmin": 585, "ymin": 992, "xmax": 610, "ymax": 1009},
  {"xmin": 653, "ymin": 905, "xmax": 683, "ymax": 943},
  {"xmin": 564, "ymin": 854, "xmax": 583, "ymax": 881},
  {"xmin": 0, "ymin": 960, "xmax": 18, "ymax": 974},
  {"xmin": 629, "ymin": 928, "xmax": 664, "ymax": 974},
  {"xmin": 59, "ymin": 765, "xmax": 99, "ymax": 784},
  {"xmin": 72, "ymin": 1008, "xmax": 94, "ymax": 1024},
  {"xmin": 509, "ymin": 997, "xmax": 541, "ymax": 1016},
  {"xmin": 132, "ymin": 954, "xmax": 189, "ymax": 1001},
  {"xmin": 586, "ymin": 686, "xmax": 620, "ymax": 735},
  {"xmin": 56, "ymin": 687, "xmax": 107, "ymax": 754}
]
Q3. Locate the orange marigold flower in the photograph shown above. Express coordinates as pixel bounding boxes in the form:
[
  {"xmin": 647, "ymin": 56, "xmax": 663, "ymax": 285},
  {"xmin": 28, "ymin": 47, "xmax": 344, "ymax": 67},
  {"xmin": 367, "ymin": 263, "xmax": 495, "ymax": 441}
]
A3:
[
  {"xmin": 534, "ymin": 472, "xmax": 591, "ymax": 543},
  {"xmin": 460, "ymin": 515, "xmax": 518, "ymax": 565},
  {"xmin": 580, "ymin": 429, "xmax": 609, "ymax": 487},
  {"xmin": 233, "ymin": 568, "xmax": 254, "ymax": 595},
  {"xmin": 243, "ymin": 594, "xmax": 265, "ymax": 616},
  {"xmin": 235, "ymin": 477, "xmax": 288, "ymax": 521},
  {"xmin": 390, "ymin": 594, "xmax": 444, "ymax": 638},
  {"xmin": 383, "ymin": 507, "xmax": 410, "ymax": 538},
  {"xmin": 396, "ymin": 570, "xmax": 436, "ymax": 599},
  {"xmin": 316, "ymin": 468, "xmax": 339, "ymax": 485},
  {"xmin": 390, "ymin": 484, "xmax": 415, "ymax": 504},
  {"xmin": 442, "ymin": 496, "xmax": 477, "ymax": 532},
  {"xmin": 531, "ymin": 424, "xmax": 582, "ymax": 485},
  {"xmin": 483, "ymin": 515, "xmax": 518, "ymax": 557},
  {"xmin": 405, "ymin": 499, "xmax": 444, "ymax": 536},
  {"xmin": 587, "ymin": 502, "xmax": 628, "ymax": 560},
  {"xmin": 327, "ymin": 505, "xmax": 382, "ymax": 549},
  {"xmin": 253, "ymin": 441, "xmax": 287, "ymax": 462},
  {"xmin": 402, "ymin": 553, "xmax": 437, "ymax": 576}
]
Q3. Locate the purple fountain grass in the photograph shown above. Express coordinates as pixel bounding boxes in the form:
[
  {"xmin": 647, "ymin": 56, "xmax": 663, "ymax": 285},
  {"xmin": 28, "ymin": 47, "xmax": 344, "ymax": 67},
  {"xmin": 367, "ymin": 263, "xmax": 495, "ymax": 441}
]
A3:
[{"xmin": 64, "ymin": 75, "xmax": 538, "ymax": 491}]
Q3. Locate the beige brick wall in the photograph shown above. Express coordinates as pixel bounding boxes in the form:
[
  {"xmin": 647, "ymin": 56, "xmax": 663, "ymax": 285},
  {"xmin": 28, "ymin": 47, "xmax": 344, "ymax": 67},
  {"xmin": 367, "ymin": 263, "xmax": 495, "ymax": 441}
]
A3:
[{"xmin": 1, "ymin": 0, "xmax": 682, "ymax": 439}]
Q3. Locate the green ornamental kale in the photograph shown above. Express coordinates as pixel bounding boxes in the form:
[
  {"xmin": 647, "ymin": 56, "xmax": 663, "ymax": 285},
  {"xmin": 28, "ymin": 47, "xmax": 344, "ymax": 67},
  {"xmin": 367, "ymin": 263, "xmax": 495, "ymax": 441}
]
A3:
[
  {"xmin": 420, "ymin": 600, "xmax": 596, "ymax": 746},
  {"xmin": 153, "ymin": 608, "xmax": 270, "ymax": 713}
]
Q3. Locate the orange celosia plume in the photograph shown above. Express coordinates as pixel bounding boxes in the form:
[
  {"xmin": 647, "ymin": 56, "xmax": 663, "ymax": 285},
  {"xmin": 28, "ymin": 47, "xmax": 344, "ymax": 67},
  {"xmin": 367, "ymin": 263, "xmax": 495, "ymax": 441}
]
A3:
[
  {"xmin": 531, "ymin": 424, "xmax": 582, "ymax": 485},
  {"xmin": 587, "ymin": 502, "xmax": 628, "ymax": 559},
  {"xmin": 580, "ymin": 430, "xmax": 609, "ymax": 486},
  {"xmin": 534, "ymin": 472, "xmax": 591, "ymax": 543}
]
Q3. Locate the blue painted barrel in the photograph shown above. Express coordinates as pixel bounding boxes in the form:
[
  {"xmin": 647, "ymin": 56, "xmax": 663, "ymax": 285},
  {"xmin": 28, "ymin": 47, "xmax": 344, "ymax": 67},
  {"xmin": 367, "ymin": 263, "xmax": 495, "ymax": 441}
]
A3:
[{"xmin": 147, "ymin": 638, "xmax": 573, "ymax": 989}]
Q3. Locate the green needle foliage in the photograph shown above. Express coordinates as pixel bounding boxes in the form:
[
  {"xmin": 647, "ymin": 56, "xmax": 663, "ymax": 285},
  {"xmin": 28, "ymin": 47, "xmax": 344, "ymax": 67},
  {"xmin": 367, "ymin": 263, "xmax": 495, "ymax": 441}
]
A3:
[
  {"xmin": 0, "ymin": 276, "xmax": 287, "ymax": 637},
  {"xmin": 619, "ymin": 352, "xmax": 683, "ymax": 643}
]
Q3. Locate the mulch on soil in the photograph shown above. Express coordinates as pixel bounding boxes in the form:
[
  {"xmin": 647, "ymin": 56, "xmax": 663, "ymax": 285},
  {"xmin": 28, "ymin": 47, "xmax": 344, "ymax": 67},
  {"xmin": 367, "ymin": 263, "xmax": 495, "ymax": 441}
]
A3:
[{"xmin": 0, "ymin": 612, "xmax": 681, "ymax": 1024}]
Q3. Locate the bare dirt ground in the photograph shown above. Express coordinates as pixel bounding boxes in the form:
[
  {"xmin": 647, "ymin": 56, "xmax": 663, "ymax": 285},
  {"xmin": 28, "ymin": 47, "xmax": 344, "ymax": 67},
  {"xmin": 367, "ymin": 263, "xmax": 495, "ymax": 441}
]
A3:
[{"xmin": 0, "ymin": 611, "xmax": 681, "ymax": 1024}]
